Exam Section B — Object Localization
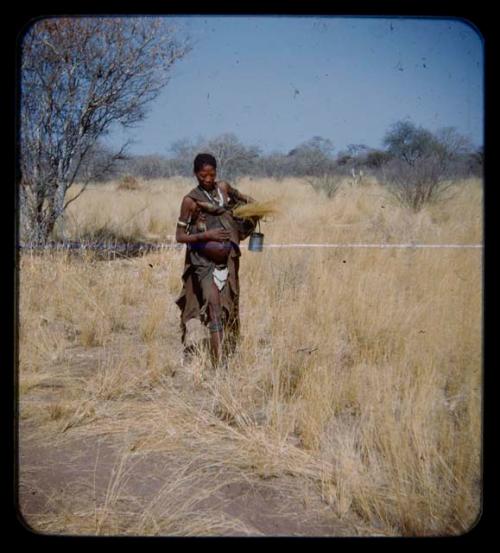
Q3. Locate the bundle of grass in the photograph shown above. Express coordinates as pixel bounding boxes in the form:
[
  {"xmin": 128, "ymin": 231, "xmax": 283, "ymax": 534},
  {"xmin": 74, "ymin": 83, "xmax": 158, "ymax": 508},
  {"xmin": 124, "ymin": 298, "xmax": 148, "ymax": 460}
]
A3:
[{"xmin": 231, "ymin": 199, "xmax": 281, "ymax": 220}]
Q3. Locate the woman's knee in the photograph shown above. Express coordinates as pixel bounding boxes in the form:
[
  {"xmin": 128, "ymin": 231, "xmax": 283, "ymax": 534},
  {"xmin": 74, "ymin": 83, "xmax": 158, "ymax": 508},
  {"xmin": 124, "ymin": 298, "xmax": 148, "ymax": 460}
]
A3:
[
  {"xmin": 208, "ymin": 301, "xmax": 221, "ymax": 320},
  {"xmin": 207, "ymin": 293, "xmax": 223, "ymax": 334},
  {"xmin": 207, "ymin": 294, "xmax": 222, "ymax": 321}
]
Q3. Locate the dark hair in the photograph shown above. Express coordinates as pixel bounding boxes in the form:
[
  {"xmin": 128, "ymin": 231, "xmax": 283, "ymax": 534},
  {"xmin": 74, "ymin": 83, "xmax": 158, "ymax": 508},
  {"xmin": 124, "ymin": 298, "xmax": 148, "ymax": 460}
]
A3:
[{"xmin": 193, "ymin": 153, "xmax": 217, "ymax": 173}]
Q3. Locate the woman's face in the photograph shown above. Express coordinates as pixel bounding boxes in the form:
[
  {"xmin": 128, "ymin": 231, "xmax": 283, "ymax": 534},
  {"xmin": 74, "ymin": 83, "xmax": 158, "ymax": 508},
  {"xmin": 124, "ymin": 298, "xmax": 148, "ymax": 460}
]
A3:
[{"xmin": 195, "ymin": 164, "xmax": 217, "ymax": 190}]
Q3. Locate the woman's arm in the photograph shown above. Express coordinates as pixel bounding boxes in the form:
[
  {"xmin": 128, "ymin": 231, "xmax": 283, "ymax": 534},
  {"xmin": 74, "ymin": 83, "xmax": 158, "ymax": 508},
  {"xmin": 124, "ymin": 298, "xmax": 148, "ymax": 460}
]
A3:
[{"xmin": 220, "ymin": 181, "xmax": 255, "ymax": 204}]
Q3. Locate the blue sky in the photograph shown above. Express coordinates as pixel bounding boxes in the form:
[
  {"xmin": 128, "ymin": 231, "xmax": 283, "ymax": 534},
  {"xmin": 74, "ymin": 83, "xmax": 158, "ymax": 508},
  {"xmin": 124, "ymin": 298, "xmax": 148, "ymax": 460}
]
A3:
[{"xmin": 106, "ymin": 16, "xmax": 484, "ymax": 156}]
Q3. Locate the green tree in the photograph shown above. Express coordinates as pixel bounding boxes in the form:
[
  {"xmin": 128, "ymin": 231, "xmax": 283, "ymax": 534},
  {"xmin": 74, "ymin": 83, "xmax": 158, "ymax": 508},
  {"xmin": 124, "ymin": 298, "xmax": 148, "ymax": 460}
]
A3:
[
  {"xmin": 287, "ymin": 136, "xmax": 335, "ymax": 176},
  {"xmin": 383, "ymin": 121, "xmax": 438, "ymax": 167},
  {"xmin": 381, "ymin": 121, "xmax": 474, "ymax": 210}
]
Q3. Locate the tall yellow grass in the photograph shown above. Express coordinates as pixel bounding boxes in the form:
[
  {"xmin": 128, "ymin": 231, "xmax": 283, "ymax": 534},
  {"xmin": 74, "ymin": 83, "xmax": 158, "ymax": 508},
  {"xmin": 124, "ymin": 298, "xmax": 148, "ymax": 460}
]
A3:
[{"xmin": 19, "ymin": 176, "xmax": 482, "ymax": 536}]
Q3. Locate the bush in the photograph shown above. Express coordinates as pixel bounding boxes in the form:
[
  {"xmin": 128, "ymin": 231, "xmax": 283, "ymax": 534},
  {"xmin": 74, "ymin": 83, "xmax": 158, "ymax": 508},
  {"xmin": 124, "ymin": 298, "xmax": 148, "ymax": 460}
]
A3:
[
  {"xmin": 307, "ymin": 174, "xmax": 344, "ymax": 199},
  {"xmin": 381, "ymin": 121, "xmax": 474, "ymax": 210},
  {"xmin": 365, "ymin": 150, "xmax": 392, "ymax": 169},
  {"xmin": 382, "ymin": 157, "xmax": 454, "ymax": 211},
  {"xmin": 117, "ymin": 175, "xmax": 141, "ymax": 191}
]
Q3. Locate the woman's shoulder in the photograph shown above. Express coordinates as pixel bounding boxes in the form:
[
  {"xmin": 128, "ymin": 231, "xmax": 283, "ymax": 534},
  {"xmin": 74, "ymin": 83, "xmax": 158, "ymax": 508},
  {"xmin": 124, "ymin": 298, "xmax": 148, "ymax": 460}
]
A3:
[
  {"xmin": 184, "ymin": 186, "xmax": 205, "ymax": 202},
  {"xmin": 217, "ymin": 180, "xmax": 231, "ymax": 191},
  {"xmin": 181, "ymin": 194, "xmax": 198, "ymax": 210}
]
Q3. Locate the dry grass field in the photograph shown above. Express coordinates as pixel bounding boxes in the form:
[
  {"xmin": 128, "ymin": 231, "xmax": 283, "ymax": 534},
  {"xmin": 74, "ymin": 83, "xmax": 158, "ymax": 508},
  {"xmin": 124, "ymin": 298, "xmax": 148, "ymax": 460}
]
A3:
[{"xmin": 18, "ymin": 176, "xmax": 483, "ymax": 536}]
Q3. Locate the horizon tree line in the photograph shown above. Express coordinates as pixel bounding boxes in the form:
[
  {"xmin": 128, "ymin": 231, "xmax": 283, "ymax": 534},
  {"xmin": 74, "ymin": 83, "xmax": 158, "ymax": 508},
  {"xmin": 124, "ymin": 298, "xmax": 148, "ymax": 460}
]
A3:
[{"xmin": 80, "ymin": 125, "xmax": 483, "ymax": 185}]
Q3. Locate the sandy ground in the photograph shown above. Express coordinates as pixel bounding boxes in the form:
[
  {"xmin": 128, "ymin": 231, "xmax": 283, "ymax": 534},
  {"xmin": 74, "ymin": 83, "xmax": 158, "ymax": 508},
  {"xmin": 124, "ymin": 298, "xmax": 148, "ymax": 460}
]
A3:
[{"xmin": 18, "ymin": 317, "xmax": 369, "ymax": 537}]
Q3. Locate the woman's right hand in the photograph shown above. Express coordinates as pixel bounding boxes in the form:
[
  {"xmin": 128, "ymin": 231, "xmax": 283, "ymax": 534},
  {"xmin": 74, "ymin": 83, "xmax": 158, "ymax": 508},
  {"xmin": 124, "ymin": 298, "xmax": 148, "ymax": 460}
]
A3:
[{"xmin": 203, "ymin": 228, "xmax": 231, "ymax": 242}]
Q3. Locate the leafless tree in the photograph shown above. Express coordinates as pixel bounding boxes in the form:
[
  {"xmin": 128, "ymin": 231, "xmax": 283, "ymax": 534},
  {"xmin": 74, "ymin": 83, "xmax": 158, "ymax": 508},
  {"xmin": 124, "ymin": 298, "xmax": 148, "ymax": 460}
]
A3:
[
  {"xmin": 168, "ymin": 137, "xmax": 205, "ymax": 176},
  {"xmin": 124, "ymin": 154, "xmax": 172, "ymax": 180},
  {"xmin": 287, "ymin": 136, "xmax": 335, "ymax": 177},
  {"xmin": 74, "ymin": 140, "xmax": 126, "ymax": 183},
  {"xmin": 167, "ymin": 133, "xmax": 260, "ymax": 181},
  {"xmin": 434, "ymin": 127, "xmax": 474, "ymax": 160},
  {"xmin": 19, "ymin": 17, "xmax": 190, "ymax": 244},
  {"xmin": 254, "ymin": 151, "xmax": 290, "ymax": 179},
  {"xmin": 204, "ymin": 133, "xmax": 261, "ymax": 181}
]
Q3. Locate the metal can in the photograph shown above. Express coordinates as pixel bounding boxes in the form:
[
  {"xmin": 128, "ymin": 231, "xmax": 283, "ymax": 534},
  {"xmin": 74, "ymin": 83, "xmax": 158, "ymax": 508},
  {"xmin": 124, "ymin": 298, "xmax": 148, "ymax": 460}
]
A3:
[{"xmin": 248, "ymin": 232, "xmax": 264, "ymax": 252}]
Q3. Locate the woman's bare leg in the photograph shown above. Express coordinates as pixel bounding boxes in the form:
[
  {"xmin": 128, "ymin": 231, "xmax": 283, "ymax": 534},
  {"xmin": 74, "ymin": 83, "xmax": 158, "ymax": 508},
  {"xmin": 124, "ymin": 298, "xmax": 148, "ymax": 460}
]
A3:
[{"xmin": 207, "ymin": 282, "xmax": 224, "ymax": 367}]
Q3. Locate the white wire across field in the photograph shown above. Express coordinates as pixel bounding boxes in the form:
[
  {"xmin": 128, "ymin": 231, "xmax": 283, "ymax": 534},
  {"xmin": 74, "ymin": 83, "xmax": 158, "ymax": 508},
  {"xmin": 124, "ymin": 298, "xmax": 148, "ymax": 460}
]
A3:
[
  {"xmin": 17, "ymin": 241, "xmax": 483, "ymax": 252},
  {"xmin": 241, "ymin": 243, "xmax": 483, "ymax": 249}
]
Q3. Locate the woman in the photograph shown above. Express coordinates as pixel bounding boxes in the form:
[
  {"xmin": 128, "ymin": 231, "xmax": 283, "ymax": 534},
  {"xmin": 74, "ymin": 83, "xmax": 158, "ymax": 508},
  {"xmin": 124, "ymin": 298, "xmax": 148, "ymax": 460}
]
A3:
[{"xmin": 175, "ymin": 153, "xmax": 257, "ymax": 366}]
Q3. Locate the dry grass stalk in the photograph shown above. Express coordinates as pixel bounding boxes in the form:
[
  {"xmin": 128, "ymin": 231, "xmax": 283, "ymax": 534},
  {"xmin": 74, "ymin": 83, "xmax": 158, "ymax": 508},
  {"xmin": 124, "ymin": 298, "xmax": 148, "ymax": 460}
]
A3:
[{"xmin": 18, "ymin": 176, "xmax": 483, "ymax": 536}]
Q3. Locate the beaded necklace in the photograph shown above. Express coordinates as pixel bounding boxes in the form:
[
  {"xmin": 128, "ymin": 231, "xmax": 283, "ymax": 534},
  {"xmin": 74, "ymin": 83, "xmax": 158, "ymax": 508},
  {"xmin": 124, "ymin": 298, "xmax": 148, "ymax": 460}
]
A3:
[{"xmin": 198, "ymin": 184, "xmax": 224, "ymax": 207}]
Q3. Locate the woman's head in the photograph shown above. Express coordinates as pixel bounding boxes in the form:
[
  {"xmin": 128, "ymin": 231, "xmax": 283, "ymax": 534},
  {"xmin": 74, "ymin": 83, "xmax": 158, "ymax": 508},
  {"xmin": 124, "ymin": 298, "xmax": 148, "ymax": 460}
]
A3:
[
  {"xmin": 193, "ymin": 153, "xmax": 217, "ymax": 190},
  {"xmin": 193, "ymin": 153, "xmax": 217, "ymax": 173}
]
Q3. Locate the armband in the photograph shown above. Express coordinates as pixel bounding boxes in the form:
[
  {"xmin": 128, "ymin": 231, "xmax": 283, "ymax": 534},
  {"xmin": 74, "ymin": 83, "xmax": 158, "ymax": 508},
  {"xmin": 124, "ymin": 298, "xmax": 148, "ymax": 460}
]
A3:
[{"xmin": 177, "ymin": 220, "xmax": 188, "ymax": 228}]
